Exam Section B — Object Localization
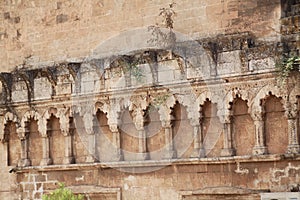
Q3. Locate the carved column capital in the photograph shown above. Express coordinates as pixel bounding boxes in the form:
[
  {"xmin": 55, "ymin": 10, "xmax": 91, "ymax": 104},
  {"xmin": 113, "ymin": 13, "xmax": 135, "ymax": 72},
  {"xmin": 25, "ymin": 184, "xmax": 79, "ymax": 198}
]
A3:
[
  {"xmin": 109, "ymin": 123, "xmax": 119, "ymax": 133},
  {"xmin": 251, "ymin": 110, "xmax": 265, "ymax": 121},
  {"xmin": 217, "ymin": 108, "xmax": 232, "ymax": 124},
  {"xmin": 60, "ymin": 116, "xmax": 71, "ymax": 137},
  {"xmin": 132, "ymin": 108, "xmax": 145, "ymax": 131},
  {"xmin": 17, "ymin": 127, "xmax": 29, "ymax": 140},
  {"xmin": 284, "ymin": 102, "xmax": 298, "ymax": 119},
  {"xmin": 83, "ymin": 113, "xmax": 95, "ymax": 135},
  {"xmin": 190, "ymin": 118, "xmax": 200, "ymax": 127},
  {"xmin": 161, "ymin": 120, "xmax": 172, "ymax": 128},
  {"xmin": 219, "ymin": 114, "xmax": 232, "ymax": 124}
]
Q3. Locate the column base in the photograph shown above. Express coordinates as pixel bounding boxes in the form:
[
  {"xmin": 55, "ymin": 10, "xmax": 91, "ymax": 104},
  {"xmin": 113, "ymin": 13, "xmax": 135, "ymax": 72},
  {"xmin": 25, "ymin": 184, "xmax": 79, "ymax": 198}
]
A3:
[
  {"xmin": 136, "ymin": 152, "xmax": 149, "ymax": 161},
  {"xmin": 286, "ymin": 144, "xmax": 300, "ymax": 154},
  {"xmin": 63, "ymin": 156, "xmax": 75, "ymax": 164},
  {"xmin": 252, "ymin": 146, "xmax": 268, "ymax": 155},
  {"xmin": 221, "ymin": 148, "xmax": 235, "ymax": 157},
  {"xmin": 116, "ymin": 150, "xmax": 124, "ymax": 161},
  {"xmin": 40, "ymin": 158, "xmax": 53, "ymax": 166},
  {"xmin": 18, "ymin": 158, "xmax": 31, "ymax": 167},
  {"xmin": 163, "ymin": 150, "xmax": 177, "ymax": 160},
  {"xmin": 109, "ymin": 149, "xmax": 123, "ymax": 162},
  {"xmin": 190, "ymin": 148, "xmax": 206, "ymax": 158},
  {"xmin": 86, "ymin": 155, "xmax": 97, "ymax": 163}
]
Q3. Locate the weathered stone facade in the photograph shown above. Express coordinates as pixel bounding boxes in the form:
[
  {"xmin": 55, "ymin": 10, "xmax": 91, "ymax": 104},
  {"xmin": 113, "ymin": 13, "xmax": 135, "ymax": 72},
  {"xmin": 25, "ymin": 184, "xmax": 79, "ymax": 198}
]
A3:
[{"xmin": 0, "ymin": 0, "xmax": 299, "ymax": 200}]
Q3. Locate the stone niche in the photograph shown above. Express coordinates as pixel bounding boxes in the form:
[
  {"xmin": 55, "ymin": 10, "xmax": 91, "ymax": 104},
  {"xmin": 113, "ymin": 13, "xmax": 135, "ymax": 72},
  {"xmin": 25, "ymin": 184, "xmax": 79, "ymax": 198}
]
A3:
[
  {"xmin": 11, "ymin": 80, "xmax": 28, "ymax": 102},
  {"xmin": 55, "ymin": 68, "xmax": 74, "ymax": 96},
  {"xmin": 34, "ymin": 76, "xmax": 52, "ymax": 100}
]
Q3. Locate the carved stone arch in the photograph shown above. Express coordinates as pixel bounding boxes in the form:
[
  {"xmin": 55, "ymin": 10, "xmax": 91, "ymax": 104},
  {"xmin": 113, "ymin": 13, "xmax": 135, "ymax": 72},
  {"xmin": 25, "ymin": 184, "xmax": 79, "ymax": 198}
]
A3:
[
  {"xmin": 40, "ymin": 108, "xmax": 58, "ymax": 136},
  {"xmin": 152, "ymin": 94, "xmax": 176, "ymax": 125},
  {"xmin": 3, "ymin": 111, "xmax": 19, "ymax": 139},
  {"xmin": 42, "ymin": 107, "xmax": 73, "ymax": 136},
  {"xmin": 251, "ymin": 85, "xmax": 289, "ymax": 155},
  {"xmin": 0, "ymin": 112, "xmax": 19, "ymax": 142},
  {"xmin": 250, "ymin": 85, "xmax": 287, "ymax": 119},
  {"xmin": 21, "ymin": 110, "xmax": 42, "ymax": 136},
  {"xmin": 196, "ymin": 90, "xmax": 225, "ymax": 121},
  {"xmin": 4, "ymin": 111, "xmax": 19, "ymax": 125},
  {"xmin": 175, "ymin": 93, "xmax": 200, "ymax": 126},
  {"xmin": 196, "ymin": 90, "xmax": 213, "ymax": 106},
  {"xmin": 224, "ymin": 88, "xmax": 250, "ymax": 111},
  {"xmin": 95, "ymin": 101, "xmax": 110, "ymax": 116},
  {"xmin": 21, "ymin": 110, "xmax": 42, "ymax": 127},
  {"xmin": 43, "ymin": 107, "xmax": 59, "ymax": 120},
  {"xmin": 18, "ymin": 110, "xmax": 42, "ymax": 166},
  {"xmin": 95, "ymin": 100, "xmax": 114, "ymax": 131}
]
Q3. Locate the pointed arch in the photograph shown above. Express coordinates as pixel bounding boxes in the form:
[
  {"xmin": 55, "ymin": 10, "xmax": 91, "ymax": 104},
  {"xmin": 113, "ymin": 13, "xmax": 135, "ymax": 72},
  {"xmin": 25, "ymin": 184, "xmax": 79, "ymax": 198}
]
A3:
[
  {"xmin": 250, "ymin": 84, "xmax": 287, "ymax": 119},
  {"xmin": 21, "ymin": 110, "xmax": 42, "ymax": 131}
]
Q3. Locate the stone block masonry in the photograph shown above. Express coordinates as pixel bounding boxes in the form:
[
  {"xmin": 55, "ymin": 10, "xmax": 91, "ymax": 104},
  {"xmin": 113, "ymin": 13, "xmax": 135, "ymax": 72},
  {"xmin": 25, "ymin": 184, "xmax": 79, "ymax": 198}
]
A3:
[
  {"xmin": 0, "ymin": 0, "xmax": 281, "ymax": 72},
  {"xmin": 0, "ymin": 0, "xmax": 299, "ymax": 200}
]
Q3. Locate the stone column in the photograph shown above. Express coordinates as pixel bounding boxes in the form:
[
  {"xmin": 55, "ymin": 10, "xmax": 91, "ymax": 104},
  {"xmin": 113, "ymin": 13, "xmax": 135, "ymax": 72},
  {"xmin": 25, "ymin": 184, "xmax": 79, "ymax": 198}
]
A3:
[
  {"xmin": 62, "ymin": 118, "xmax": 75, "ymax": 164},
  {"xmin": 83, "ymin": 113, "xmax": 97, "ymax": 163},
  {"xmin": 1, "ymin": 126, "xmax": 9, "ymax": 166},
  {"xmin": 190, "ymin": 118, "xmax": 205, "ymax": 158},
  {"xmin": 86, "ymin": 131, "xmax": 96, "ymax": 163},
  {"xmin": 162, "ymin": 120, "xmax": 176, "ymax": 159},
  {"xmin": 135, "ymin": 120, "xmax": 149, "ymax": 160},
  {"xmin": 252, "ymin": 111, "xmax": 268, "ymax": 155},
  {"xmin": 109, "ymin": 124, "xmax": 123, "ymax": 161},
  {"xmin": 285, "ymin": 104, "xmax": 300, "ymax": 154},
  {"xmin": 17, "ymin": 127, "xmax": 31, "ymax": 167},
  {"xmin": 220, "ymin": 114, "xmax": 235, "ymax": 157},
  {"xmin": 63, "ymin": 135, "xmax": 74, "ymax": 164},
  {"xmin": 40, "ymin": 129, "xmax": 53, "ymax": 166}
]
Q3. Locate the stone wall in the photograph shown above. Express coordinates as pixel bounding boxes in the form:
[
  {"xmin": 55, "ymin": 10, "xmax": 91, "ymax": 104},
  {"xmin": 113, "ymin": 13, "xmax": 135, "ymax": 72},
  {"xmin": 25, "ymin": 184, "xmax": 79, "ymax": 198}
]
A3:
[
  {"xmin": 0, "ymin": 0, "xmax": 281, "ymax": 72},
  {"xmin": 11, "ymin": 159, "xmax": 300, "ymax": 200},
  {"xmin": 0, "ymin": 0, "xmax": 300, "ymax": 200}
]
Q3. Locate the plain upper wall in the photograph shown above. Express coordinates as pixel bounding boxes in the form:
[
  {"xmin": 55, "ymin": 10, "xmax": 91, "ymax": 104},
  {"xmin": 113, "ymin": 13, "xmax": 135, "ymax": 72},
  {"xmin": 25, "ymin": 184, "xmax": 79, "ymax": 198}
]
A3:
[{"xmin": 0, "ymin": 0, "xmax": 281, "ymax": 72}]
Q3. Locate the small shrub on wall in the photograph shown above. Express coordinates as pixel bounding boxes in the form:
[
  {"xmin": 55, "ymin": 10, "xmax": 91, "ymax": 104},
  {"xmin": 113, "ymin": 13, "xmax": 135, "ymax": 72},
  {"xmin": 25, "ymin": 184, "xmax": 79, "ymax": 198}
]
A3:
[
  {"xmin": 42, "ymin": 183, "xmax": 84, "ymax": 200},
  {"xmin": 276, "ymin": 55, "xmax": 300, "ymax": 84}
]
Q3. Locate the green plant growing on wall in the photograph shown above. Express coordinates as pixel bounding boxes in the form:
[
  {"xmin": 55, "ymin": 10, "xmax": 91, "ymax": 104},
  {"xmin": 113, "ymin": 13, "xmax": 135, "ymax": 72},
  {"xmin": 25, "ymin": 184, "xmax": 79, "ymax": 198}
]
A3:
[
  {"xmin": 119, "ymin": 57, "xmax": 145, "ymax": 83},
  {"xmin": 159, "ymin": 2, "xmax": 176, "ymax": 29},
  {"xmin": 148, "ymin": 2, "xmax": 177, "ymax": 48},
  {"xmin": 42, "ymin": 183, "xmax": 84, "ymax": 200},
  {"xmin": 147, "ymin": 94, "xmax": 170, "ymax": 114},
  {"xmin": 276, "ymin": 55, "xmax": 300, "ymax": 84}
]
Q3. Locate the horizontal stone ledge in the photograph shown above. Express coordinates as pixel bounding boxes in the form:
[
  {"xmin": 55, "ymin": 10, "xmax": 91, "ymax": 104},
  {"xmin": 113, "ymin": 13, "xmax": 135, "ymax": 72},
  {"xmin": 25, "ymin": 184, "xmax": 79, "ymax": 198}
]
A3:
[{"xmin": 12, "ymin": 153, "xmax": 299, "ymax": 173}]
